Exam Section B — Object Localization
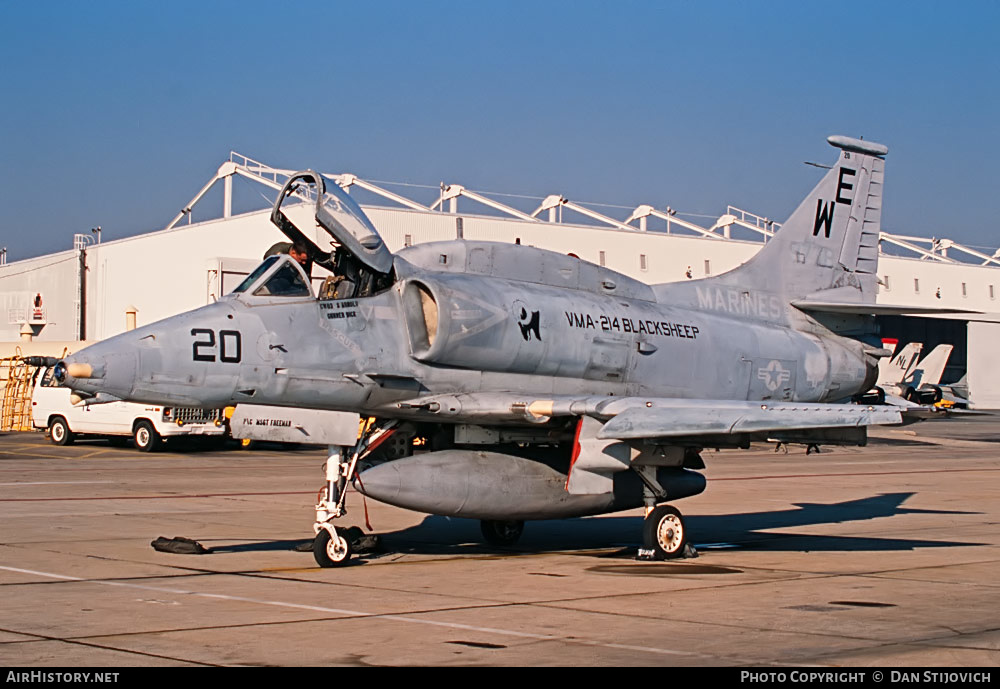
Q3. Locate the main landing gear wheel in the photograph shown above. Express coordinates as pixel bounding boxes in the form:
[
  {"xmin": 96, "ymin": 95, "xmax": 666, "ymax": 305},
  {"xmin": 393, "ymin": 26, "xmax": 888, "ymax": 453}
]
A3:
[
  {"xmin": 49, "ymin": 417, "xmax": 74, "ymax": 446},
  {"xmin": 314, "ymin": 528, "xmax": 352, "ymax": 567},
  {"xmin": 480, "ymin": 519, "xmax": 524, "ymax": 547},
  {"xmin": 643, "ymin": 505, "xmax": 687, "ymax": 560},
  {"xmin": 133, "ymin": 421, "xmax": 160, "ymax": 453}
]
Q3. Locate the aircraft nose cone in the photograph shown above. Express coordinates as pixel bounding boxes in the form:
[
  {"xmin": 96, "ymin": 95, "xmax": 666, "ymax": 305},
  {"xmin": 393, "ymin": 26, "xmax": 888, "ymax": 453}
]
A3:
[
  {"xmin": 58, "ymin": 353, "xmax": 99, "ymax": 389},
  {"xmin": 52, "ymin": 360, "xmax": 69, "ymax": 384}
]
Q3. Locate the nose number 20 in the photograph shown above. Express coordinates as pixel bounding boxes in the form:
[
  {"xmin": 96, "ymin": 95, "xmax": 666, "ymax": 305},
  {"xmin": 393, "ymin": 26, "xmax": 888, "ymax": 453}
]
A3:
[{"xmin": 191, "ymin": 328, "xmax": 242, "ymax": 363}]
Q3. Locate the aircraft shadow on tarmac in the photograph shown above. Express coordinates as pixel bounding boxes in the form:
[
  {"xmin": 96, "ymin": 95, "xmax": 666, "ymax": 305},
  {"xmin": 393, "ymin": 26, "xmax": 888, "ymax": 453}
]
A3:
[
  {"xmin": 371, "ymin": 492, "xmax": 984, "ymax": 557},
  {"xmin": 198, "ymin": 492, "xmax": 984, "ymax": 560}
]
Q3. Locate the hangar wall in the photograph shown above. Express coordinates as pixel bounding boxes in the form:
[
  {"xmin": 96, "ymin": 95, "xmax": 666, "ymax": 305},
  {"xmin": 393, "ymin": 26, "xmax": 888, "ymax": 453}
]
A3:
[
  {"xmin": 968, "ymin": 321, "xmax": 1000, "ymax": 408},
  {"xmin": 0, "ymin": 251, "xmax": 80, "ymax": 342}
]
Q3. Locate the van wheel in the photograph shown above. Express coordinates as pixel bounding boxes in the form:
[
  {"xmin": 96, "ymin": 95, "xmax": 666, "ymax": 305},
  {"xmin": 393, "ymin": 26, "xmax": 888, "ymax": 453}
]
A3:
[
  {"xmin": 49, "ymin": 417, "xmax": 74, "ymax": 446},
  {"xmin": 134, "ymin": 421, "xmax": 160, "ymax": 452}
]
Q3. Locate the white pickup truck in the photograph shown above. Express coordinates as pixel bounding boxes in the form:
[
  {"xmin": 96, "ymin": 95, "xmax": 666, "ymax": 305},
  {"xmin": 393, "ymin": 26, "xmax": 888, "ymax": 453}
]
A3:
[{"xmin": 31, "ymin": 367, "xmax": 227, "ymax": 451}]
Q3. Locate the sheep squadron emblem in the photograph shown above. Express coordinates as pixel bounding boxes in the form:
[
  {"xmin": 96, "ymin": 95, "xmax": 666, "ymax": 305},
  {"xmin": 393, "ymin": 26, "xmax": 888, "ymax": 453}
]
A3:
[{"xmin": 513, "ymin": 300, "xmax": 541, "ymax": 342}]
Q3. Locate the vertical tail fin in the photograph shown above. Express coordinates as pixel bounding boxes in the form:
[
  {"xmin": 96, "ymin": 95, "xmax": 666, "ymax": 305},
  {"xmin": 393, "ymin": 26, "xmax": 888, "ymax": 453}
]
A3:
[
  {"xmin": 878, "ymin": 342, "xmax": 923, "ymax": 385},
  {"xmin": 719, "ymin": 135, "xmax": 888, "ymax": 304},
  {"xmin": 909, "ymin": 344, "xmax": 954, "ymax": 387}
]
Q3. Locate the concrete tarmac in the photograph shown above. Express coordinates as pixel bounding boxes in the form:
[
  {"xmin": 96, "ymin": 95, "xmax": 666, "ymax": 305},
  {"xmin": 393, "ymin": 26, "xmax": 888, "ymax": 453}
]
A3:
[{"xmin": 0, "ymin": 417, "xmax": 998, "ymax": 667}]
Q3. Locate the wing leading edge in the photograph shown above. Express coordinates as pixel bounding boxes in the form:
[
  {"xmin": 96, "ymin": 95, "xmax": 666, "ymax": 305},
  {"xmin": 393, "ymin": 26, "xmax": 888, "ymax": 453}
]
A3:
[
  {"xmin": 386, "ymin": 392, "xmax": 904, "ymax": 435},
  {"xmin": 596, "ymin": 398, "xmax": 901, "ymax": 440}
]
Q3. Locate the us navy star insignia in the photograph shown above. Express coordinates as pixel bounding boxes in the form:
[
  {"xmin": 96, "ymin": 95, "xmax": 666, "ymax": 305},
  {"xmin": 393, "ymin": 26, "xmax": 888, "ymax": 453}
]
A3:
[{"xmin": 757, "ymin": 360, "xmax": 791, "ymax": 391}]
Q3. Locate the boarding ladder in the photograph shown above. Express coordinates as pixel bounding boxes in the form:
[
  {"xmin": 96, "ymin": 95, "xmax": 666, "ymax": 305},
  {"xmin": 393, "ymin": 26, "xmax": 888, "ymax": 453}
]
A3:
[{"xmin": 1, "ymin": 349, "xmax": 35, "ymax": 432}]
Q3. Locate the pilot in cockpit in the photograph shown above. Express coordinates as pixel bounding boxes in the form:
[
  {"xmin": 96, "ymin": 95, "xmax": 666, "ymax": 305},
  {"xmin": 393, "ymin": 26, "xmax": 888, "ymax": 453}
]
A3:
[
  {"xmin": 245, "ymin": 255, "xmax": 312, "ymax": 298},
  {"xmin": 264, "ymin": 241, "xmax": 314, "ymax": 274},
  {"xmin": 263, "ymin": 240, "xmax": 357, "ymax": 300}
]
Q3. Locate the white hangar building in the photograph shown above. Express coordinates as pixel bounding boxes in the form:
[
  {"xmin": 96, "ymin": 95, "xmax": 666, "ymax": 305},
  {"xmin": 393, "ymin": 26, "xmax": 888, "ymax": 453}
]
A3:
[{"xmin": 2, "ymin": 152, "xmax": 999, "ymax": 407}]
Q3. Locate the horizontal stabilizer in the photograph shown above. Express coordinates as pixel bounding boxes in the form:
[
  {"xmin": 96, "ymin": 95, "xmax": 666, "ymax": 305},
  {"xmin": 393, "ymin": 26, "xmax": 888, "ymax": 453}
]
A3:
[{"xmin": 792, "ymin": 300, "xmax": 981, "ymax": 316}]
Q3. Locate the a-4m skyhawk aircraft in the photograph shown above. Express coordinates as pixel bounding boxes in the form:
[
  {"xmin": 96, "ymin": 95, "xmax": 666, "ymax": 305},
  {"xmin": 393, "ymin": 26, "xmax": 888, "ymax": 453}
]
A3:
[{"xmin": 58, "ymin": 135, "xmax": 941, "ymax": 565}]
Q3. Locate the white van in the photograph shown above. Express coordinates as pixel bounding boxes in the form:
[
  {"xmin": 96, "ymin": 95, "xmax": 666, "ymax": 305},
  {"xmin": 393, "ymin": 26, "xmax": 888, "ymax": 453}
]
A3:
[{"xmin": 31, "ymin": 367, "xmax": 227, "ymax": 451}]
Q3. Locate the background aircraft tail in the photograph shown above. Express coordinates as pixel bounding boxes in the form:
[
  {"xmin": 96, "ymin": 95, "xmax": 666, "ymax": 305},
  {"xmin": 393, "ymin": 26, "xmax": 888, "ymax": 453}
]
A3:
[
  {"xmin": 909, "ymin": 344, "xmax": 954, "ymax": 387},
  {"xmin": 877, "ymin": 342, "xmax": 923, "ymax": 385}
]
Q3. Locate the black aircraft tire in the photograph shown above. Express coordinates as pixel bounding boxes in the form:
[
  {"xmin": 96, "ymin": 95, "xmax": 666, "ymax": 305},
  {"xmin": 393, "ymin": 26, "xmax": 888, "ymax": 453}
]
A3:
[
  {"xmin": 480, "ymin": 519, "xmax": 525, "ymax": 547},
  {"xmin": 133, "ymin": 421, "xmax": 160, "ymax": 453},
  {"xmin": 643, "ymin": 505, "xmax": 687, "ymax": 560},
  {"xmin": 49, "ymin": 417, "xmax": 74, "ymax": 446},
  {"xmin": 313, "ymin": 529, "xmax": 352, "ymax": 567}
]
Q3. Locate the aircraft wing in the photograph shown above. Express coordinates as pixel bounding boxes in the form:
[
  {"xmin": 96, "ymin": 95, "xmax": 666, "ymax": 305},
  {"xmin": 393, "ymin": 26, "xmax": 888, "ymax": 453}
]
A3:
[
  {"xmin": 594, "ymin": 398, "xmax": 901, "ymax": 441},
  {"xmin": 387, "ymin": 392, "xmax": 903, "ymax": 441}
]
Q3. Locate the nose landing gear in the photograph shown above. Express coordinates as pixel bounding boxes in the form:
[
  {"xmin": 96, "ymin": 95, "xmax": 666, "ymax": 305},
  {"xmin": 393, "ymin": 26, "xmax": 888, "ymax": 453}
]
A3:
[{"xmin": 312, "ymin": 419, "xmax": 398, "ymax": 568}]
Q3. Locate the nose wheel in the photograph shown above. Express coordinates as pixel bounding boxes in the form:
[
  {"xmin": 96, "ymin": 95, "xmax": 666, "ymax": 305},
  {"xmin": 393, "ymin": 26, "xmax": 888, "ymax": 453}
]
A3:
[
  {"xmin": 641, "ymin": 504, "xmax": 688, "ymax": 560},
  {"xmin": 313, "ymin": 526, "xmax": 353, "ymax": 567}
]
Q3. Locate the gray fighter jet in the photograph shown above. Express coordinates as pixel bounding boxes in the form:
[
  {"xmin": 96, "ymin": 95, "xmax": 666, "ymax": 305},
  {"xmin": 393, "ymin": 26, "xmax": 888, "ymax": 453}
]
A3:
[{"xmin": 58, "ymin": 135, "xmax": 925, "ymax": 565}]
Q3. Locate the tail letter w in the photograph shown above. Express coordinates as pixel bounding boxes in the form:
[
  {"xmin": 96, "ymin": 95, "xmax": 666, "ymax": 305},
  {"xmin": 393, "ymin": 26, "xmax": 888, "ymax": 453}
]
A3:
[{"xmin": 813, "ymin": 199, "xmax": 835, "ymax": 238}]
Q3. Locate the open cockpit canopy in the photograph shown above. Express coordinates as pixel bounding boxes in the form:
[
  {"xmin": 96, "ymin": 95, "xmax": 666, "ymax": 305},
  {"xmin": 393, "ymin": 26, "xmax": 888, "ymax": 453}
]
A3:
[{"xmin": 270, "ymin": 170, "xmax": 393, "ymax": 275}]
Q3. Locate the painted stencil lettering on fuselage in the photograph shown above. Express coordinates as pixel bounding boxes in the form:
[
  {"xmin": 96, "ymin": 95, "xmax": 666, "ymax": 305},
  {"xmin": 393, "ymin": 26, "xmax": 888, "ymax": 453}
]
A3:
[{"xmin": 695, "ymin": 286, "xmax": 783, "ymax": 321}]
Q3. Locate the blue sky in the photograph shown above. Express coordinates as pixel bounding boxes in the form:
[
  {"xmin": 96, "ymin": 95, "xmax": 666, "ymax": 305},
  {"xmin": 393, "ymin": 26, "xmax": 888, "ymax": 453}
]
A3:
[{"xmin": 1, "ymin": 1, "xmax": 998, "ymax": 260}]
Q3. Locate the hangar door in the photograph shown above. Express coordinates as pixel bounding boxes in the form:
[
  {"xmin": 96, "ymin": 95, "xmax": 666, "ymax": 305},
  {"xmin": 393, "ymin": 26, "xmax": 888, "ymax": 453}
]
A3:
[{"xmin": 875, "ymin": 315, "xmax": 967, "ymax": 385}]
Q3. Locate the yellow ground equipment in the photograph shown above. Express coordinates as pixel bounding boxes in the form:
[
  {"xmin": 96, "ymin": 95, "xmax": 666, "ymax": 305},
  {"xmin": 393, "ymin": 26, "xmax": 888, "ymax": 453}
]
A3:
[{"xmin": 1, "ymin": 350, "xmax": 36, "ymax": 432}]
